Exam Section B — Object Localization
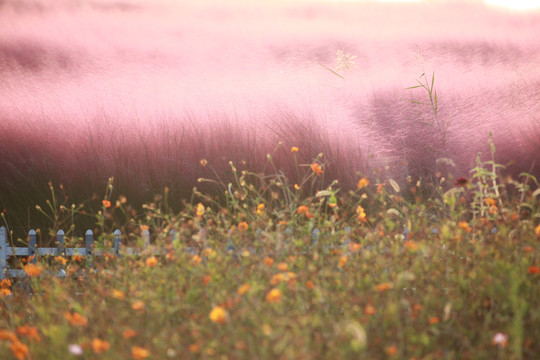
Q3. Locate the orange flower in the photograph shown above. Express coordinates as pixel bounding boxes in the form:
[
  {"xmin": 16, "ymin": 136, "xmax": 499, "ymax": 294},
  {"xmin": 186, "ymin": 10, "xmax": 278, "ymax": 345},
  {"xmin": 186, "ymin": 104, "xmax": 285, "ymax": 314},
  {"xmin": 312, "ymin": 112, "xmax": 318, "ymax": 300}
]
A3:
[
  {"xmin": 364, "ymin": 304, "xmax": 376, "ymax": 315},
  {"xmin": 349, "ymin": 243, "xmax": 362, "ymax": 252},
  {"xmin": 458, "ymin": 221, "xmax": 472, "ymax": 233},
  {"xmin": 376, "ymin": 183, "xmax": 384, "ymax": 194},
  {"xmin": 132, "ymin": 300, "xmax": 145, "ymax": 311},
  {"xmin": 23, "ymin": 263, "xmax": 42, "ymax": 277},
  {"xmin": 256, "ymin": 203, "xmax": 265, "ymax": 215},
  {"xmin": 200, "ymin": 159, "xmax": 208, "ymax": 167},
  {"xmin": 0, "ymin": 288, "xmax": 11, "ymax": 297},
  {"xmin": 523, "ymin": 246, "xmax": 535, "ymax": 253},
  {"xmin": 488, "ymin": 205, "xmax": 498, "ymax": 214},
  {"xmin": 535, "ymin": 224, "xmax": 540, "ymax": 237},
  {"xmin": 73, "ymin": 255, "xmax": 83, "ymax": 262},
  {"xmin": 237, "ymin": 283, "xmax": 251, "ymax": 296},
  {"xmin": 404, "ymin": 241, "xmax": 419, "ymax": 252},
  {"xmin": 203, "ymin": 274, "xmax": 211, "ymax": 286},
  {"xmin": 189, "ymin": 344, "xmax": 200, "ymax": 353},
  {"xmin": 16, "ymin": 326, "xmax": 40, "ymax": 342},
  {"xmin": 54, "ymin": 256, "xmax": 67, "ymax": 266},
  {"xmin": 132, "ymin": 346, "xmax": 150, "ymax": 360},
  {"xmin": 527, "ymin": 265, "xmax": 540, "ymax": 275},
  {"xmin": 91, "ymin": 338, "xmax": 110, "ymax": 354},
  {"xmin": 266, "ymin": 288, "xmax": 282, "ymax": 303},
  {"xmin": 357, "ymin": 178, "xmax": 370, "ymax": 189},
  {"xmin": 277, "ymin": 262, "xmax": 288, "ymax": 271},
  {"xmin": 338, "ymin": 256, "xmax": 348, "ymax": 268},
  {"xmin": 270, "ymin": 273, "xmax": 285, "ymax": 285},
  {"xmin": 209, "ymin": 306, "xmax": 227, "ymax": 324},
  {"xmin": 0, "ymin": 329, "xmax": 17, "ymax": 342},
  {"xmin": 311, "ymin": 163, "xmax": 323, "ymax": 176},
  {"xmin": 238, "ymin": 221, "xmax": 249, "ymax": 232},
  {"xmin": 376, "ymin": 282, "xmax": 393, "ymax": 292},
  {"xmin": 291, "ymin": 146, "xmax": 299, "ymax": 153},
  {"xmin": 10, "ymin": 340, "xmax": 28, "ymax": 360},
  {"xmin": 102, "ymin": 200, "xmax": 111, "ymax": 208},
  {"xmin": 263, "ymin": 257, "xmax": 274, "ymax": 266},
  {"xmin": 485, "ymin": 198, "xmax": 497, "ymax": 206},
  {"xmin": 297, "ymin": 205, "xmax": 309, "ymax": 214},
  {"xmin": 306, "ymin": 281, "xmax": 315, "ymax": 289},
  {"xmin": 386, "ymin": 345, "xmax": 398, "ymax": 356},
  {"xmin": 145, "ymin": 256, "xmax": 158, "ymax": 268},
  {"xmin": 428, "ymin": 316, "xmax": 440, "ymax": 325},
  {"xmin": 192, "ymin": 254, "xmax": 202, "ymax": 266},
  {"xmin": 64, "ymin": 312, "xmax": 88, "ymax": 327},
  {"xmin": 111, "ymin": 289, "xmax": 126, "ymax": 299},
  {"xmin": 122, "ymin": 329, "xmax": 137, "ymax": 339},
  {"xmin": 0, "ymin": 278, "xmax": 11, "ymax": 289}
]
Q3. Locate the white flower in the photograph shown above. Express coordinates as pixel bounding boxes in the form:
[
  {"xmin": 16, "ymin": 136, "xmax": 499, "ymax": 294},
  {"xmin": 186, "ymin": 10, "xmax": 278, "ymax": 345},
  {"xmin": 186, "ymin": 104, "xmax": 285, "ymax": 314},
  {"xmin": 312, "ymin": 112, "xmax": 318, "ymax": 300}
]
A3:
[
  {"xmin": 68, "ymin": 344, "xmax": 83, "ymax": 356},
  {"xmin": 492, "ymin": 333, "xmax": 508, "ymax": 347}
]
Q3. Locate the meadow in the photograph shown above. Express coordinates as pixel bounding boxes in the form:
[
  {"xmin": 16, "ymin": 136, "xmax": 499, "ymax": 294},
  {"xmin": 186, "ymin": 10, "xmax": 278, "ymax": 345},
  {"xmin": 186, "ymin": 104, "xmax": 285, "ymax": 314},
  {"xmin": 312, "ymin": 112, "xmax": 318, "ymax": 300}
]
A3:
[{"xmin": 1, "ymin": 0, "xmax": 540, "ymax": 358}]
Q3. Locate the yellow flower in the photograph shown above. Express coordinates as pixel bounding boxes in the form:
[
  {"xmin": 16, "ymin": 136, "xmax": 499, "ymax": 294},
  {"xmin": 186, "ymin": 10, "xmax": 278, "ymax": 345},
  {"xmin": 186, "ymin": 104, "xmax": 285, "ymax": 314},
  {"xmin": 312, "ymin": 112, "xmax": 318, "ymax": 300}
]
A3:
[
  {"xmin": 145, "ymin": 256, "xmax": 158, "ymax": 268},
  {"xmin": 356, "ymin": 205, "xmax": 367, "ymax": 222},
  {"xmin": 294, "ymin": 184, "xmax": 300, "ymax": 190},
  {"xmin": 270, "ymin": 273, "xmax": 285, "ymax": 285},
  {"xmin": 24, "ymin": 263, "xmax": 42, "ymax": 277},
  {"xmin": 265, "ymin": 288, "xmax": 282, "ymax": 303},
  {"xmin": 357, "ymin": 178, "xmax": 370, "ymax": 189},
  {"xmin": 338, "ymin": 256, "xmax": 348, "ymax": 268},
  {"xmin": 91, "ymin": 338, "xmax": 110, "ymax": 354},
  {"xmin": 310, "ymin": 162, "xmax": 323, "ymax": 176},
  {"xmin": 132, "ymin": 346, "xmax": 150, "ymax": 360},
  {"xmin": 238, "ymin": 221, "xmax": 249, "ymax": 232},
  {"xmin": 256, "ymin": 203, "xmax": 265, "ymax": 215},
  {"xmin": 196, "ymin": 203, "xmax": 205, "ymax": 216},
  {"xmin": 209, "ymin": 306, "xmax": 228, "ymax": 324},
  {"xmin": 200, "ymin": 159, "xmax": 208, "ymax": 167},
  {"xmin": 237, "ymin": 283, "xmax": 251, "ymax": 296},
  {"xmin": 291, "ymin": 146, "xmax": 299, "ymax": 153}
]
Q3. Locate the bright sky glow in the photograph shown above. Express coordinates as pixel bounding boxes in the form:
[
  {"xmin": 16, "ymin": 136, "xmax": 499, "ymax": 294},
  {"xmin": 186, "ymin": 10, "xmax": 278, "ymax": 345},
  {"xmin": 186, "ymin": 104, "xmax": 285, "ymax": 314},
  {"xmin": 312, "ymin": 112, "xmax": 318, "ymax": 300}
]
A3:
[{"xmin": 484, "ymin": 0, "xmax": 540, "ymax": 11}]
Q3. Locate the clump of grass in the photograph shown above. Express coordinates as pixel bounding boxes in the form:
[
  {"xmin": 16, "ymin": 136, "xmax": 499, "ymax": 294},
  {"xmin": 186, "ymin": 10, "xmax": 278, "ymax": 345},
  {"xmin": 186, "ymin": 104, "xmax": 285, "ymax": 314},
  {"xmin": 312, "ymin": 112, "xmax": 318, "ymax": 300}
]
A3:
[{"xmin": 1, "ymin": 141, "xmax": 539, "ymax": 359}]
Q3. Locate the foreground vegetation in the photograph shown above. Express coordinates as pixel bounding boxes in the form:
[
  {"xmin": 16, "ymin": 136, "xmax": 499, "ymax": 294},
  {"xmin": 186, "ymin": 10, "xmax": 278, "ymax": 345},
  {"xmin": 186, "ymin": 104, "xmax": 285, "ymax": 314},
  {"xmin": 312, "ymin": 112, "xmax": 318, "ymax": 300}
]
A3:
[{"xmin": 1, "ymin": 143, "xmax": 540, "ymax": 360}]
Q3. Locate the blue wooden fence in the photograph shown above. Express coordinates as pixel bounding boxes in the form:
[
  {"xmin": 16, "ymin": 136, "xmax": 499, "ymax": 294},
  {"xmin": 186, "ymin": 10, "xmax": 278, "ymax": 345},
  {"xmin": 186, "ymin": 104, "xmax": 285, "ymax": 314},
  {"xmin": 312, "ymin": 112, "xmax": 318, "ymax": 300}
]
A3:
[
  {"xmin": 0, "ymin": 226, "xmax": 168, "ymax": 280},
  {"xmin": 0, "ymin": 226, "xmax": 348, "ymax": 280}
]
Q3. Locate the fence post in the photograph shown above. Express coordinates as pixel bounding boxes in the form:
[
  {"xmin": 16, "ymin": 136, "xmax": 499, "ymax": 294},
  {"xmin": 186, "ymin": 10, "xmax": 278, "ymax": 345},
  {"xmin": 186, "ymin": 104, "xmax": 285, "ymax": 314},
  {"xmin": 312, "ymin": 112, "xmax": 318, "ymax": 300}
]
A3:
[
  {"xmin": 0, "ymin": 226, "xmax": 7, "ymax": 280},
  {"xmin": 312, "ymin": 228, "xmax": 320, "ymax": 246},
  {"xmin": 142, "ymin": 229, "xmax": 150, "ymax": 247},
  {"xmin": 56, "ymin": 230, "xmax": 65, "ymax": 257},
  {"xmin": 28, "ymin": 230, "xmax": 37, "ymax": 264},
  {"xmin": 113, "ymin": 230, "xmax": 121, "ymax": 257}
]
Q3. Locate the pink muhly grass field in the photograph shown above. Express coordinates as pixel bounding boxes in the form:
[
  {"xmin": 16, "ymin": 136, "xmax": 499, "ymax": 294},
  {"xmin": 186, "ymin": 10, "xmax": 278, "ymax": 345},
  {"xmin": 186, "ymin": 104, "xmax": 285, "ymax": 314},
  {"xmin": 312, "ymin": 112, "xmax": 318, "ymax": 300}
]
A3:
[{"xmin": 0, "ymin": 0, "xmax": 539, "ymax": 231}]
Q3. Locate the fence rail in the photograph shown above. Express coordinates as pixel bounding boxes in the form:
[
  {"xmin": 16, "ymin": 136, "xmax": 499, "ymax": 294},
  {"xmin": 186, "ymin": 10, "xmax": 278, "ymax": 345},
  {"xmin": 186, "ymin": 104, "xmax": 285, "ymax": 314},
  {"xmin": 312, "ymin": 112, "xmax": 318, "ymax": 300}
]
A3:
[
  {"xmin": 0, "ymin": 226, "xmax": 182, "ymax": 280},
  {"xmin": 0, "ymin": 226, "xmax": 349, "ymax": 280}
]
